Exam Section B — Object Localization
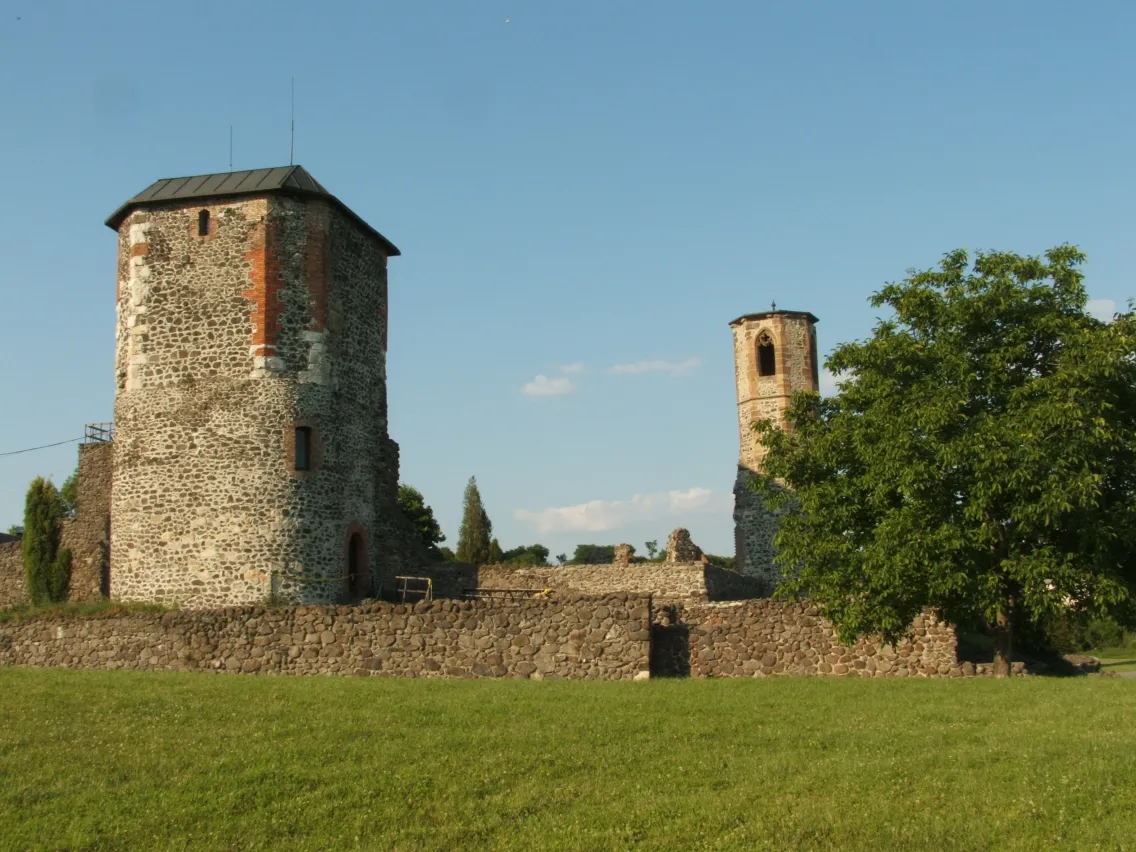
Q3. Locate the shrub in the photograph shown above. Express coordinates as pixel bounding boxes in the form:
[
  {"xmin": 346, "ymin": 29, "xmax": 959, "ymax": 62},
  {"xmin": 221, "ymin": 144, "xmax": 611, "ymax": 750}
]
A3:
[{"xmin": 1017, "ymin": 609, "xmax": 1132, "ymax": 654}]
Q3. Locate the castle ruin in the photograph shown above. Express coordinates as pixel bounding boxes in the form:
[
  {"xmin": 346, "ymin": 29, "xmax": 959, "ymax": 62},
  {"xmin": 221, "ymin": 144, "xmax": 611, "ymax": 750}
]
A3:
[
  {"xmin": 0, "ymin": 169, "xmax": 995, "ymax": 680},
  {"xmin": 2, "ymin": 165, "xmax": 824, "ymax": 612}
]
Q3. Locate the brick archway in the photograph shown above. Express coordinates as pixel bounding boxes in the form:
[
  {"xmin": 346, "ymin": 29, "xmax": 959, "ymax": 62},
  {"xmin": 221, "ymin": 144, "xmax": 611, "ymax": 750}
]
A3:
[{"xmin": 344, "ymin": 522, "xmax": 370, "ymax": 601}]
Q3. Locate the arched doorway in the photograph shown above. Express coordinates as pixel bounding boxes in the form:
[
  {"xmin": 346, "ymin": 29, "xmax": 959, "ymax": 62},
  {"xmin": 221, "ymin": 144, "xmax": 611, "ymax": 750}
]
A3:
[
  {"xmin": 344, "ymin": 523, "xmax": 370, "ymax": 602},
  {"xmin": 340, "ymin": 524, "xmax": 368, "ymax": 604}
]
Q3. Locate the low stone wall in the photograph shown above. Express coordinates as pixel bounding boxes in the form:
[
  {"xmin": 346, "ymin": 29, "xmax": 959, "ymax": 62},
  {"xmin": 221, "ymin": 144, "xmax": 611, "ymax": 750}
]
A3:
[
  {"xmin": 651, "ymin": 599, "xmax": 969, "ymax": 678},
  {"xmin": 0, "ymin": 594, "xmax": 651, "ymax": 680},
  {"xmin": 474, "ymin": 563, "xmax": 764, "ymax": 603},
  {"xmin": 478, "ymin": 563, "xmax": 708, "ymax": 601},
  {"xmin": 0, "ymin": 541, "xmax": 23, "ymax": 607}
]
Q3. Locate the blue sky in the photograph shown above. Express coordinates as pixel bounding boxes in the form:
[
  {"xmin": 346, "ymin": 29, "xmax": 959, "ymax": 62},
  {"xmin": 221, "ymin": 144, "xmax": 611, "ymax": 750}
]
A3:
[{"xmin": 1, "ymin": 1, "xmax": 1133, "ymax": 558}]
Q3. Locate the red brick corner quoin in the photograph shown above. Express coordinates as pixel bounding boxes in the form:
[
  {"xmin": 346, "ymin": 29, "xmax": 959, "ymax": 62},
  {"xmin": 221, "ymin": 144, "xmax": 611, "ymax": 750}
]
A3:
[{"xmin": 242, "ymin": 220, "xmax": 283, "ymax": 360}]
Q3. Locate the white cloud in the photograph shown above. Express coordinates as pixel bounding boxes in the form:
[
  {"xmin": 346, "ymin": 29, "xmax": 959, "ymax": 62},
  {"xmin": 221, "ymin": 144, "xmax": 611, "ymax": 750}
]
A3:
[
  {"xmin": 558, "ymin": 362, "xmax": 585, "ymax": 374},
  {"xmin": 1087, "ymin": 299, "xmax": 1116, "ymax": 322},
  {"xmin": 515, "ymin": 487, "xmax": 718, "ymax": 534},
  {"xmin": 608, "ymin": 357, "xmax": 702, "ymax": 377},
  {"xmin": 522, "ymin": 375, "xmax": 576, "ymax": 397}
]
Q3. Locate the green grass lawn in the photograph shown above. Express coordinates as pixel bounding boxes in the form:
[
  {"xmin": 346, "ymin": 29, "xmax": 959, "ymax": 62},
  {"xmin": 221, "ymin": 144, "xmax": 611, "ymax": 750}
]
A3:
[
  {"xmin": 1, "ymin": 670, "xmax": 1134, "ymax": 851},
  {"xmin": 1093, "ymin": 647, "xmax": 1136, "ymax": 673}
]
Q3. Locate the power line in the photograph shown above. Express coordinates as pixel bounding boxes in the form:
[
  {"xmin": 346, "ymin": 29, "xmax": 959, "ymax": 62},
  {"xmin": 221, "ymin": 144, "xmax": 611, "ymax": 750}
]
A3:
[{"xmin": 0, "ymin": 437, "xmax": 83, "ymax": 458}]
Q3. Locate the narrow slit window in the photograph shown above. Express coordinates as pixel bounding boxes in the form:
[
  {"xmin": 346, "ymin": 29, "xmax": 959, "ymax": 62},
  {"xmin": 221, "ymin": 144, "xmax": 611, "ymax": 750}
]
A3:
[
  {"xmin": 758, "ymin": 334, "xmax": 776, "ymax": 377},
  {"xmin": 810, "ymin": 330, "xmax": 820, "ymax": 390},
  {"xmin": 294, "ymin": 427, "xmax": 312, "ymax": 471},
  {"xmin": 197, "ymin": 209, "xmax": 210, "ymax": 237}
]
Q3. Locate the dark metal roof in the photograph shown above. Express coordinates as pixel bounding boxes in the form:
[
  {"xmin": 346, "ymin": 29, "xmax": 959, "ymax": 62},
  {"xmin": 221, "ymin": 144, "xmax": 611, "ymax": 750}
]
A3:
[
  {"xmin": 105, "ymin": 165, "xmax": 400, "ymax": 256},
  {"xmin": 730, "ymin": 310, "xmax": 819, "ymax": 326}
]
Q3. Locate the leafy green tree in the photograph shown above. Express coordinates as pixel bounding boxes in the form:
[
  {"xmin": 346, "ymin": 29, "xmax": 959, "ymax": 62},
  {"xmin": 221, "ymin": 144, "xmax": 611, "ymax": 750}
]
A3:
[
  {"xmin": 501, "ymin": 544, "xmax": 551, "ymax": 566},
  {"xmin": 5, "ymin": 525, "xmax": 22, "ymax": 537},
  {"xmin": 22, "ymin": 477, "xmax": 72, "ymax": 605},
  {"xmin": 59, "ymin": 466, "xmax": 79, "ymax": 519},
  {"xmin": 644, "ymin": 540, "xmax": 660, "ymax": 560},
  {"xmin": 753, "ymin": 246, "xmax": 1136, "ymax": 677},
  {"xmin": 437, "ymin": 546, "xmax": 456, "ymax": 562},
  {"xmin": 397, "ymin": 484, "xmax": 446, "ymax": 560},
  {"xmin": 705, "ymin": 554, "xmax": 736, "ymax": 572},
  {"xmin": 569, "ymin": 544, "xmax": 616, "ymax": 565},
  {"xmin": 555, "ymin": 553, "xmax": 567, "ymax": 566},
  {"xmin": 456, "ymin": 476, "xmax": 493, "ymax": 564}
]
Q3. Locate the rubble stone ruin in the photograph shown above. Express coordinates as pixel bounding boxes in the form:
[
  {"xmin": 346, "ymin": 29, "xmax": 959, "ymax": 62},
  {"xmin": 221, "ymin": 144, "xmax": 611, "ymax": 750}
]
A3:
[
  {"xmin": 612, "ymin": 544, "xmax": 634, "ymax": 567},
  {"xmin": 665, "ymin": 528, "xmax": 703, "ymax": 563}
]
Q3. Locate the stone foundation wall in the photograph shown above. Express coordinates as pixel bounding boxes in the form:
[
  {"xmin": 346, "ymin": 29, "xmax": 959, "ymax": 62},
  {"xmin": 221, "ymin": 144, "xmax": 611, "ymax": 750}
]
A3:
[
  {"xmin": 651, "ymin": 599, "xmax": 964, "ymax": 678},
  {"xmin": 0, "ymin": 594, "xmax": 650, "ymax": 680}
]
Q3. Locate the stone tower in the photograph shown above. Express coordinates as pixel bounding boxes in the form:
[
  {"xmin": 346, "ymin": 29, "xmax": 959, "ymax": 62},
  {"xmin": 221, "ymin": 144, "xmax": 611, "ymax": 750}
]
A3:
[
  {"xmin": 105, "ymin": 166, "xmax": 412, "ymax": 606},
  {"xmin": 730, "ymin": 309, "xmax": 819, "ymax": 592}
]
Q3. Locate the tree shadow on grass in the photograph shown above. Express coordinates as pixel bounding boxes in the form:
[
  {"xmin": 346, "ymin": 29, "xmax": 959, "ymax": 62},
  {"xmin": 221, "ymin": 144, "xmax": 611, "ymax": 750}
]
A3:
[{"xmin": 957, "ymin": 629, "xmax": 1105, "ymax": 676}]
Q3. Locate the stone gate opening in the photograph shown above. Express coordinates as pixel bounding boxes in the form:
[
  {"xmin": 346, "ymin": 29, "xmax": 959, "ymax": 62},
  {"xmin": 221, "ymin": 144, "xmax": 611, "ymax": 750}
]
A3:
[{"xmin": 346, "ymin": 532, "xmax": 366, "ymax": 600}]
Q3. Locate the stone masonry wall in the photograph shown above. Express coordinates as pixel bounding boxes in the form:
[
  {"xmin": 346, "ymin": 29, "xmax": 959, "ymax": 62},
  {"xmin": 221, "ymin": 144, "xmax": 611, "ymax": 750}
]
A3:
[
  {"xmin": 1, "ymin": 595, "xmax": 1004, "ymax": 679},
  {"xmin": 0, "ymin": 441, "xmax": 113, "ymax": 607},
  {"xmin": 111, "ymin": 194, "xmax": 406, "ymax": 607},
  {"xmin": 651, "ymin": 599, "xmax": 967, "ymax": 678},
  {"xmin": 0, "ymin": 542, "xmax": 22, "ymax": 607},
  {"xmin": 59, "ymin": 441, "xmax": 113, "ymax": 601},
  {"xmin": 478, "ymin": 564, "xmax": 705, "ymax": 601},
  {"xmin": 702, "ymin": 564, "xmax": 768, "ymax": 601},
  {"xmin": 0, "ymin": 594, "xmax": 650, "ymax": 680},
  {"xmin": 731, "ymin": 470, "xmax": 792, "ymax": 595},
  {"xmin": 395, "ymin": 561, "xmax": 765, "ymax": 604},
  {"xmin": 475, "ymin": 563, "xmax": 764, "ymax": 603}
]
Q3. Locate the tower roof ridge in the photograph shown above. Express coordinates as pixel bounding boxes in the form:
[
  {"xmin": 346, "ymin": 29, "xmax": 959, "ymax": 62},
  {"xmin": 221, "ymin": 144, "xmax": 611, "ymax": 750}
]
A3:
[
  {"xmin": 729, "ymin": 310, "xmax": 819, "ymax": 327},
  {"xmin": 105, "ymin": 165, "xmax": 399, "ymax": 256}
]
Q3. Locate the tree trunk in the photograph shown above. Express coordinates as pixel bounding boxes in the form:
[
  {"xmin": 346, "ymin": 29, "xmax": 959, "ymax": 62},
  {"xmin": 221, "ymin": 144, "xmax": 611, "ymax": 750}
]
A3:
[{"xmin": 992, "ymin": 608, "xmax": 1013, "ymax": 678}]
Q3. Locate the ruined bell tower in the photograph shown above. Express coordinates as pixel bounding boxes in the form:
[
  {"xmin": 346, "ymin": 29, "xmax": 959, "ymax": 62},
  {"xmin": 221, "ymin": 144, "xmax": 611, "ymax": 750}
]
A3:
[{"xmin": 730, "ymin": 308, "xmax": 819, "ymax": 592}]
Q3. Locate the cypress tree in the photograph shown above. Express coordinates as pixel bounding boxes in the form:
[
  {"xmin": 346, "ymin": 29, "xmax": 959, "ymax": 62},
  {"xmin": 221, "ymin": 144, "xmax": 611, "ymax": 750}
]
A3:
[
  {"xmin": 23, "ymin": 477, "xmax": 71, "ymax": 605},
  {"xmin": 49, "ymin": 547, "xmax": 73, "ymax": 603},
  {"xmin": 456, "ymin": 476, "xmax": 493, "ymax": 564},
  {"xmin": 488, "ymin": 538, "xmax": 503, "ymax": 564}
]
